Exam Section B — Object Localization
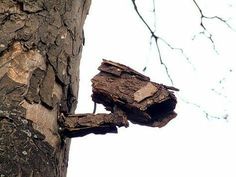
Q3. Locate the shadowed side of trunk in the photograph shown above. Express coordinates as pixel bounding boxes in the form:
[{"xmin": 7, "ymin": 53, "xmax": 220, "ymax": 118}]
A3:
[{"xmin": 0, "ymin": 0, "xmax": 91, "ymax": 176}]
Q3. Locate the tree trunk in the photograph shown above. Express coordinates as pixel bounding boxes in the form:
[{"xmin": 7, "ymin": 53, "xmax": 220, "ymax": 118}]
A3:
[{"xmin": 0, "ymin": 0, "xmax": 91, "ymax": 176}]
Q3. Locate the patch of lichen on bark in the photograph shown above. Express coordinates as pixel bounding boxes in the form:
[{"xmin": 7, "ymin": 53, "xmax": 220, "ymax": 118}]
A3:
[{"xmin": 0, "ymin": 116, "xmax": 57, "ymax": 177}]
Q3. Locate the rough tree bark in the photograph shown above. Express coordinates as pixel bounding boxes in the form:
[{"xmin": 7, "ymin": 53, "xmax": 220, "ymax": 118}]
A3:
[
  {"xmin": 91, "ymin": 60, "xmax": 178, "ymax": 128},
  {"xmin": 0, "ymin": 0, "xmax": 91, "ymax": 176},
  {"xmin": 0, "ymin": 1, "xmax": 179, "ymax": 176},
  {"xmin": 59, "ymin": 60, "xmax": 178, "ymax": 137}
]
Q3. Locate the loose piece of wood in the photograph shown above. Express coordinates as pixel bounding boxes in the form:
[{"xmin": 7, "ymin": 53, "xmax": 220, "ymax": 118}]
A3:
[
  {"xmin": 61, "ymin": 59, "xmax": 178, "ymax": 138},
  {"xmin": 60, "ymin": 108, "xmax": 129, "ymax": 138},
  {"xmin": 92, "ymin": 59, "xmax": 178, "ymax": 127}
]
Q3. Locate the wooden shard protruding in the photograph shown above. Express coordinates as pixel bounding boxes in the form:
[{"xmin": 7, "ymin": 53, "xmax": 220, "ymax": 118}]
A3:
[
  {"xmin": 61, "ymin": 59, "xmax": 178, "ymax": 138},
  {"xmin": 92, "ymin": 59, "xmax": 178, "ymax": 128},
  {"xmin": 60, "ymin": 109, "xmax": 128, "ymax": 138}
]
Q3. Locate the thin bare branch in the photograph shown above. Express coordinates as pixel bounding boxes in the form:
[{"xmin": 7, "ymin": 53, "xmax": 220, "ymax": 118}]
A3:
[
  {"xmin": 158, "ymin": 37, "xmax": 195, "ymax": 69},
  {"xmin": 152, "ymin": 36, "xmax": 174, "ymax": 84},
  {"xmin": 192, "ymin": 0, "xmax": 235, "ymax": 53},
  {"xmin": 92, "ymin": 102, "xmax": 97, "ymax": 114},
  {"xmin": 131, "ymin": 0, "xmax": 173, "ymax": 84},
  {"xmin": 152, "ymin": 0, "xmax": 157, "ymax": 33},
  {"xmin": 131, "ymin": 0, "xmax": 231, "ymax": 120},
  {"xmin": 206, "ymin": 16, "xmax": 235, "ymax": 30},
  {"xmin": 131, "ymin": 0, "xmax": 193, "ymax": 84},
  {"xmin": 131, "ymin": 0, "xmax": 154, "ymax": 36},
  {"xmin": 180, "ymin": 97, "xmax": 228, "ymax": 120}
]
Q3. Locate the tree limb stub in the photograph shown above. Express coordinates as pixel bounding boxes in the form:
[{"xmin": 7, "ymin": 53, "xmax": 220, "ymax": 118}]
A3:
[
  {"xmin": 92, "ymin": 59, "xmax": 178, "ymax": 127},
  {"xmin": 61, "ymin": 59, "xmax": 178, "ymax": 138},
  {"xmin": 60, "ymin": 109, "xmax": 129, "ymax": 138}
]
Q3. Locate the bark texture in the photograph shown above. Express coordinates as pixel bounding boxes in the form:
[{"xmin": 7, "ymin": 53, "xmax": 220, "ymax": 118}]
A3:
[
  {"xmin": 60, "ymin": 112, "xmax": 128, "ymax": 138},
  {"xmin": 0, "ymin": 0, "xmax": 91, "ymax": 176},
  {"xmin": 92, "ymin": 60, "xmax": 178, "ymax": 127},
  {"xmin": 58, "ymin": 60, "xmax": 178, "ymax": 139}
]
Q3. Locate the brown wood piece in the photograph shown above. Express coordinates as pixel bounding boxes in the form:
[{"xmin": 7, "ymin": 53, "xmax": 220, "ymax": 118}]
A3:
[
  {"xmin": 60, "ymin": 59, "xmax": 178, "ymax": 138},
  {"xmin": 0, "ymin": 1, "xmax": 91, "ymax": 176},
  {"xmin": 92, "ymin": 59, "xmax": 178, "ymax": 127},
  {"xmin": 60, "ymin": 110, "xmax": 129, "ymax": 138}
]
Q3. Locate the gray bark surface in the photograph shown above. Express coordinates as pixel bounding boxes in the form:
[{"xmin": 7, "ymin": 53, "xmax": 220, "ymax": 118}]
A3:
[{"xmin": 0, "ymin": 0, "xmax": 91, "ymax": 176}]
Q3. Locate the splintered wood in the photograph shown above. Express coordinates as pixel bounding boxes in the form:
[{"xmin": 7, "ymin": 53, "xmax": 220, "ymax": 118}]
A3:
[
  {"xmin": 60, "ymin": 110, "xmax": 129, "ymax": 138},
  {"xmin": 92, "ymin": 59, "xmax": 178, "ymax": 128},
  {"xmin": 62, "ymin": 59, "xmax": 178, "ymax": 137}
]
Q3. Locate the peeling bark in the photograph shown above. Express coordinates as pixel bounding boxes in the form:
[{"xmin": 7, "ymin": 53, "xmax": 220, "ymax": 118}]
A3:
[
  {"xmin": 60, "ymin": 110, "xmax": 129, "ymax": 138},
  {"xmin": 0, "ymin": 0, "xmax": 91, "ymax": 176},
  {"xmin": 59, "ymin": 60, "xmax": 178, "ymax": 139},
  {"xmin": 92, "ymin": 60, "xmax": 178, "ymax": 127},
  {"xmin": 1, "ymin": 0, "xmax": 178, "ymax": 175}
]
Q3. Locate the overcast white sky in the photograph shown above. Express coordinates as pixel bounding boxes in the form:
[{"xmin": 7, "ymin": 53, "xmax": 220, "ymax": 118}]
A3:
[{"xmin": 68, "ymin": 0, "xmax": 236, "ymax": 177}]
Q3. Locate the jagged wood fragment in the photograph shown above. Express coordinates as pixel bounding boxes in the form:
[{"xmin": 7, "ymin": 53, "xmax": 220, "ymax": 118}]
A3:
[
  {"xmin": 61, "ymin": 109, "xmax": 129, "ymax": 138},
  {"xmin": 92, "ymin": 59, "xmax": 178, "ymax": 127}
]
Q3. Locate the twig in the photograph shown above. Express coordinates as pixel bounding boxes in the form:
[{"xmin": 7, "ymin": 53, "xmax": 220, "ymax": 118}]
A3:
[
  {"xmin": 131, "ymin": 0, "xmax": 192, "ymax": 84},
  {"xmin": 93, "ymin": 102, "xmax": 97, "ymax": 114},
  {"xmin": 192, "ymin": 0, "xmax": 235, "ymax": 53},
  {"xmin": 180, "ymin": 97, "xmax": 228, "ymax": 120},
  {"xmin": 158, "ymin": 37, "xmax": 195, "ymax": 69},
  {"xmin": 131, "ymin": 0, "xmax": 173, "ymax": 84}
]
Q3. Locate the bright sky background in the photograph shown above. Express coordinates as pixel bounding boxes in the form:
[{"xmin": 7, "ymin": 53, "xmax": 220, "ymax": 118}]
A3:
[{"xmin": 68, "ymin": 0, "xmax": 236, "ymax": 177}]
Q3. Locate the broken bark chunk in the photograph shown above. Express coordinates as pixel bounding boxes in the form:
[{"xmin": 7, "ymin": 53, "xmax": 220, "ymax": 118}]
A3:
[
  {"xmin": 60, "ymin": 110, "xmax": 129, "ymax": 138},
  {"xmin": 92, "ymin": 59, "xmax": 178, "ymax": 127},
  {"xmin": 60, "ymin": 60, "xmax": 178, "ymax": 138}
]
